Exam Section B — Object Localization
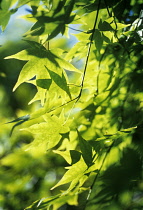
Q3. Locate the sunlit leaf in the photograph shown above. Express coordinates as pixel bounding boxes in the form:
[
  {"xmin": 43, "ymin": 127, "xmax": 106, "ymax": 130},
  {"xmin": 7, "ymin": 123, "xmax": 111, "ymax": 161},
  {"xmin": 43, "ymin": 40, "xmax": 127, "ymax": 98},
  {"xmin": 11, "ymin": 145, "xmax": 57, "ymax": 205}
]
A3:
[
  {"xmin": 1, "ymin": 1, "xmax": 143, "ymax": 209},
  {"xmin": 51, "ymin": 156, "xmax": 87, "ymax": 190},
  {"xmin": 5, "ymin": 43, "xmax": 80, "ymax": 93},
  {"xmin": 24, "ymin": 114, "xmax": 69, "ymax": 151},
  {"xmin": 53, "ymin": 149, "xmax": 81, "ymax": 165}
]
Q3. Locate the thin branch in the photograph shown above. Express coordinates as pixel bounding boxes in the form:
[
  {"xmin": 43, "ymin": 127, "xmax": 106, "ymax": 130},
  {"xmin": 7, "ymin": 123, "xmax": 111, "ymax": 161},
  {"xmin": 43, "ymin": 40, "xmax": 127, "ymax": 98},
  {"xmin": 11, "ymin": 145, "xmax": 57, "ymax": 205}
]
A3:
[
  {"xmin": 66, "ymin": 26, "xmax": 87, "ymax": 34},
  {"xmin": 77, "ymin": 0, "xmax": 101, "ymax": 102},
  {"xmin": 84, "ymin": 141, "xmax": 115, "ymax": 209},
  {"xmin": 104, "ymin": 0, "xmax": 112, "ymax": 17}
]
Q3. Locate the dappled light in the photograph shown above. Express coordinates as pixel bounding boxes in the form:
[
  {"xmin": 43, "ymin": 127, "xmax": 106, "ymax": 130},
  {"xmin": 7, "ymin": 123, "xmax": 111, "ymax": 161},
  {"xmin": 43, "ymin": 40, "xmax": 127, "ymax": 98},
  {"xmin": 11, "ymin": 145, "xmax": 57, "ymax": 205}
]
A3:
[{"xmin": 0, "ymin": 0, "xmax": 143, "ymax": 209}]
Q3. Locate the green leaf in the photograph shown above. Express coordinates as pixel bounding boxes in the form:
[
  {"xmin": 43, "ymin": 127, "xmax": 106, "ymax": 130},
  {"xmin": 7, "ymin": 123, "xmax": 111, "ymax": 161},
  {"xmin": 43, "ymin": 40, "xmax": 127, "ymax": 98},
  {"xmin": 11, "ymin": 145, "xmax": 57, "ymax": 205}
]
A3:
[
  {"xmin": 0, "ymin": 0, "xmax": 18, "ymax": 30},
  {"xmin": 65, "ymin": 41, "xmax": 88, "ymax": 61},
  {"xmin": 77, "ymin": 131, "xmax": 93, "ymax": 167},
  {"xmin": 111, "ymin": 22, "xmax": 131, "ymax": 30},
  {"xmin": 93, "ymin": 29, "xmax": 103, "ymax": 52},
  {"xmin": 47, "ymin": 24, "xmax": 64, "ymax": 40},
  {"xmin": 0, "ymin": 10, "xmax": 11, "ymax": 31},
  {"xmin": 5, "ymin": 48, "xmax": 36, "ymax": 61},
  {"xmin": 15, "ymin": 58, "xmax": 47, "ymax": 91},
  {"xmin": 36, "ymin": 79, "xmax": 52, "ymax": 89},
  {"xmin": 25, "ymin": 191, "xmax": 79, "ymax": 210},
  {"xmin": 53, "ymin": 150, "xmax": 72, "ymax": 164},
  {"xmin": 24, "ymin": 114, "xmax": 69, "ymax": 151},
  {"xmin": 24, "ymin": 0, "xmax": 69, "ymax": 39},
  {"xmin": 1, "ymin": 0, "xmax": 18, "ymax": 10},
  {"xmin": 5, "ymin": 43, "xmax": 80, "ymax": 93},
  {"xmin": 51, "ymin": 156, "xmax": 87, "ymax": 190},
  {"xmin": 64, "ymin": 0, "xmax": 75, "ymax": 18},
  {"xmin": 53, "ymin": 150, "xmax": 81, "ymax": 165},
  {"xmin": 25, "ymin": 194, "xmax": 61, "ymax": 210},
  {"xmin": 47, "ymin": 68, "xmax": 71, "ymax": 99},
  {"xmin": 98, "ymin": 19, "xmax": 113, "ymax": 31},
  {"xmin": 17, "ymin": 0, "xmax": 40, "ymax": 7},
  {"xmin": 70, "ymin": 150, "xmax": 81, "ymax": 164},
  {"xmin": 102, "ymin": 32, "xmax": 111, "ymax": 43},
  {"xmin": 52, "ymin": 49, "xmax": 81, "ymax": 73}
]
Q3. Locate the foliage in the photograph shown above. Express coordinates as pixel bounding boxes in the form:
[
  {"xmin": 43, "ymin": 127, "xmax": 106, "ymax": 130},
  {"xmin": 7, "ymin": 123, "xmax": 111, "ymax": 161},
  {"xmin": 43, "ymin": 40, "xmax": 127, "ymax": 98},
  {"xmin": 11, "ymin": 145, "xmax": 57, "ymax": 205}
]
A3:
[{"xmin": 0, "ymin": 0, "xmax": 143, "ymax": 209}]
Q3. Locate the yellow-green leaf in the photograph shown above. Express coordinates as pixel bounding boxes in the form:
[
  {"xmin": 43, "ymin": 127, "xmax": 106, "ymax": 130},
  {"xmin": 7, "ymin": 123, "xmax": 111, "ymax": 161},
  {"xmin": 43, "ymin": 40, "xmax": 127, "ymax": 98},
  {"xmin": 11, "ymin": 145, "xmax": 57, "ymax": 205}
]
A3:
[
  {"xmin": 51, "ymin": 156, "xmax": 87, "ymax": 190},
  {"xmin": 24, "ymin": 114, "xmax": 69, "ymax": 151}
]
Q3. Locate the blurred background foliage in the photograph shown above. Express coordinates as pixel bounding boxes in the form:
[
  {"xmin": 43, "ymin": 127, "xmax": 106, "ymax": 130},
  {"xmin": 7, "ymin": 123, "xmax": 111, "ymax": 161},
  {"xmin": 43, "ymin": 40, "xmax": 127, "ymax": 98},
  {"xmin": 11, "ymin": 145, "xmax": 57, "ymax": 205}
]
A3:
[
  {"xmin": 0, "ymin": 0, "xmax": 143, "ymax": 210},
  {"xmin": 0, "ymin": 3, "xmax": 69, "ymax": 210}
]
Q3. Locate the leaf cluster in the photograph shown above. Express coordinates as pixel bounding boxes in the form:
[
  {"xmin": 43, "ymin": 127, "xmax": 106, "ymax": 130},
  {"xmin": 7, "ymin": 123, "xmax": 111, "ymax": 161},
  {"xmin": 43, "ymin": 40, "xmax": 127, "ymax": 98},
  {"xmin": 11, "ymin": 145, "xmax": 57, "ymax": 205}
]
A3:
[{"xmin": 0, "ymin": 0, "xmax": 143, "ymax": 209}]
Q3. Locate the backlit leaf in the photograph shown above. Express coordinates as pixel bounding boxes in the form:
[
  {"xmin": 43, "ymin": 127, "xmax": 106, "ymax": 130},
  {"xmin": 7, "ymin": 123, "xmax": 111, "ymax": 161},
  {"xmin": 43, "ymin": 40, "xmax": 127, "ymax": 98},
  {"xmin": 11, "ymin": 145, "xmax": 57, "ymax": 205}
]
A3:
[
  {"xmin": 51, "ymin": 156, "xmax": 87, "ymax": 190},
  {"xmin": 5, "ymin": 43, "xmax": 80, "ymax": 93},
  {"xmin": 24, "ymin": 114, "xmax": 69, "ymax": 151}
]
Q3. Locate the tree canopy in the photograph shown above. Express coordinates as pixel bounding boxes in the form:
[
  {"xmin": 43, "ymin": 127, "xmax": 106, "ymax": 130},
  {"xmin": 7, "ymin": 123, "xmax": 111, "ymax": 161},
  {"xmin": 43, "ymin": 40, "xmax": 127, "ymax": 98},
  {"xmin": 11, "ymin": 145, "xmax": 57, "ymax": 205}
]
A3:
[{"xmin": 0, "ymin": 0, "xmax": 143, "ymax": 209}]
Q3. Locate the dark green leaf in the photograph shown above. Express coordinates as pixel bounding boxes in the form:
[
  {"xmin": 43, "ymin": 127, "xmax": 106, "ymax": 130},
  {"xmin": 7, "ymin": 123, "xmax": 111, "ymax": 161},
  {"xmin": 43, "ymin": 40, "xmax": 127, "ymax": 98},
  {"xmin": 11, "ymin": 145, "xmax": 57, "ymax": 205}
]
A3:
[
  {"xmin": 93, "ymin": 29, "xmax": 103, "ymax": 52},
  {"xmin": 98, "ymin": 19, "xmax": 113, "ymax": 31},
  {"xmin": 47, "ymin": 68, "xmax": 71, "ymax": 98},
  {"xmin": 70, "ymin": 150, "xmax": 81, "ymax": 164},
  {"xmin": 77, "ymin": 131, "xmax": 93, "ymax": 167},
  {"xmin": 36, "ymin": 79, "xmax": 52, "ymax": 89}
]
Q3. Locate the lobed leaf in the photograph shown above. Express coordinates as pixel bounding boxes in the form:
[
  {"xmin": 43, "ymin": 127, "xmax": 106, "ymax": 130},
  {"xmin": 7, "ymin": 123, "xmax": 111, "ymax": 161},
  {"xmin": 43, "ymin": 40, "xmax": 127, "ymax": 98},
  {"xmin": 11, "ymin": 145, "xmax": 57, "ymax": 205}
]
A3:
[
  {"xmin": 5, "ymin": 43, "xmax": 80, "ymax": 95},
  {"xmin": 24, "ymin": 114, "xmax": 69, "ymax": 151}
]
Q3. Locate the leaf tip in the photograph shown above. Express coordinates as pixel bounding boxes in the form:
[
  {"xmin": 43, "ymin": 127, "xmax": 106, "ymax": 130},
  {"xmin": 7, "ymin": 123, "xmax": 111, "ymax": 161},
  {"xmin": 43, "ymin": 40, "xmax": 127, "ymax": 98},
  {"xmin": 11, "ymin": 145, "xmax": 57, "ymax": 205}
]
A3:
[
  {"xmin": 13, "ymin": 82, "xmax": 19, "ymax": 92},
  {"xmin": 50, "ymin": 186, "xmax": 55, "ymax": 190},
  {"xmin": 4, "ymin": 56, "xmax": 9, "ymax": 60},
  {"xmin": 13, "ymin": 86, "xmax": 16, "ymax": 92}
]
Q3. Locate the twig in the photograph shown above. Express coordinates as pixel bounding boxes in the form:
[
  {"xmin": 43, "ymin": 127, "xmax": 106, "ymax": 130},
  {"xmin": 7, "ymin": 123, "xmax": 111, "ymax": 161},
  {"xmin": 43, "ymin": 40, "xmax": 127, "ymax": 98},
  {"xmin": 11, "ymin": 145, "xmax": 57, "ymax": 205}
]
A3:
[
  {"xmin": 66, "ymin": 26, "xmax": 87, "ymax": 34},
  {"xmin": 104, "ymin": 0, "xmax": 112, "ymax": 17},
  {"xmin": 84, "ymin": 141, "xmax": 115, "ymax": 209},
  {"xmin": 76, "ymin": 0, "xmax": 101, "ymax": 102}
]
